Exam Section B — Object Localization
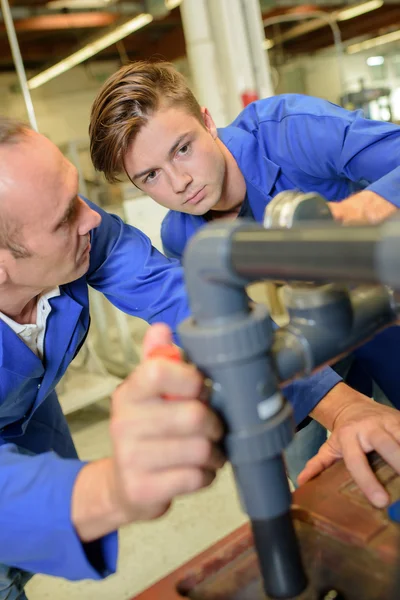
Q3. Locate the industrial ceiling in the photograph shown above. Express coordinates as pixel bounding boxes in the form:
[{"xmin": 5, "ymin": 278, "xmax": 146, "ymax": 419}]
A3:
[{"xmin": 1, "ymin": 1, "xmax": 400, "ymax": 74}]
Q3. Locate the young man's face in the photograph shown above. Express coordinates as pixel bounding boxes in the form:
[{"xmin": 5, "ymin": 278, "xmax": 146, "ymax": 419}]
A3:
[
  {"xmin": 0, "ymin": 131, "xmax": 102, "ymax": 292},
  {"xmin": 124, "ymin": 105, "xmax": 226, "ymax": 215}
]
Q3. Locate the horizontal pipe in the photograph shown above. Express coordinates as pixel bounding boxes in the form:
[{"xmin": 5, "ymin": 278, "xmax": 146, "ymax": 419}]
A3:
[
  {"xmin": 231, "ymin": 223, "xmax": 383, "ymax": 285},
  {"xmin": 272, "ymin": 286, "xmax": 397, "ymax": 385}
]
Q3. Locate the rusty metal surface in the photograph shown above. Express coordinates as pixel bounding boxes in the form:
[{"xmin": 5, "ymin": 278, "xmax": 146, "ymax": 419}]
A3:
[
  {"xmin": 133, "ymin": 525, "xmax": 253, "ymax": 600},
  {"xmin": 132, "ymin": 454, "xmax": 400, "ymax": 600}
]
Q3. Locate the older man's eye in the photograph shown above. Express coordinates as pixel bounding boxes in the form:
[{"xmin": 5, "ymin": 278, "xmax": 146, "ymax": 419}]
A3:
[{"xmin": 58, "ymin": 205, "xmax": 77, "ymax": 228}]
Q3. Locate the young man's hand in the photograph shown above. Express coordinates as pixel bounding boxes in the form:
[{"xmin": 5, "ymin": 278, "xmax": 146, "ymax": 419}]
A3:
[
  {"xmin": 72, "ymin": 324, "xmax": 225, "ymax": 542},
  {"xmin": 298, "ymin": 393, "xmax": 400, "ymax": 508},
  {"xmin": 328, "ymin": 190, "xmax": 397, "ymax": 224}
]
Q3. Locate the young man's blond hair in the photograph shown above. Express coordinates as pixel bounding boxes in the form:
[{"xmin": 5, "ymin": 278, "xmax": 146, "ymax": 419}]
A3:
[{"xmin": 89, "ymin": 61, "xmax": 203, "ymax": 183}]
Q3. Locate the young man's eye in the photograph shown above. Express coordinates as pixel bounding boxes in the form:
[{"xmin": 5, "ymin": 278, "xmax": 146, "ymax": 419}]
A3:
[
  {"xmin": 178, "ymin": 143, "xmax": 191, "ymax": 156},
  {"xmin": 143, "ymin": 170, "xmax": 157, "ymax": 184}
]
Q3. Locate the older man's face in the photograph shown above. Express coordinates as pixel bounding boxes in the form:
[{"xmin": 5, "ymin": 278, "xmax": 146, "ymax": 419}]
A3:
[{"xmin": 0, "ymin": 130, "xmax": 101, "ymax": 291}]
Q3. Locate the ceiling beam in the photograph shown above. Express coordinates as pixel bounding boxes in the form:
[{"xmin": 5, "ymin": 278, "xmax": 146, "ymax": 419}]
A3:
[
  {"xmin": 0, "ymin": 39, "xmax": 74, "ymax": 65},
  {"xmin": 0, "ymin": 5, "xmax": 185, "ymax": 73},
  {"xmin": 269, "ymin": 6, "xmax": 400, "ymax": 54},
  {"xmin": 0, "ymin": 12, "xmax": 118, "ymax": 33},
  {"xmin": 0, "ymin": 22, "xmax": 186, "ymax": 70},
  {"xmin": 102, "ymin": 23, "xmax": 186, "ymax": 62},
  {"xmin": 1, "ymin": 2, "xmax": 142, "ymax": 20}
]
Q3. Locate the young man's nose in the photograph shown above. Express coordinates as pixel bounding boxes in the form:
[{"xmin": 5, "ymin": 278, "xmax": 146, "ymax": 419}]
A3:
[{"xmin": 170, "ymin": 169, "xmax": 192, "ymax": 194}]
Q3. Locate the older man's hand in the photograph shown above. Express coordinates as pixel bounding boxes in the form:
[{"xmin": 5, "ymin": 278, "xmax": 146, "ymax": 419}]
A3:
[{"xmin": 72, "ymin": 323, "xmax": 225, "ymax": 542}]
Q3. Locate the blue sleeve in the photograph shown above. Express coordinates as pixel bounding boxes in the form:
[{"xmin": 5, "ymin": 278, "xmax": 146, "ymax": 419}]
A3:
[
  {"xmin": 86, "ymin": 200, "xmax": 190, "ymax": 341},
  {"xmin": 162, "ymin": 241, "xmax": 183, "ymax": 260},
  {"xmin": 162, "ymin": 235, "xmax": 183, "ymax": 260},
  {"xmin": 161, "ymin": 212, "xmax": 184, "ymax": 260},
  {"xmin": 283, "ymin": 368, "xmax": 342, "ymax": 425},
  {"xmin": 0, "ymin": 445, "xmax": 117, "ymax": 579},
  {"xmin": 245, "ymin": 95, "xmax": 400, "ymax": 208}
]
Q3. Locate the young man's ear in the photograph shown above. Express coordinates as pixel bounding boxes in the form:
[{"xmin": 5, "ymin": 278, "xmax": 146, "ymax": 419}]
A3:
[{"xmin": 201, "ymin": 107, "xmax": 218, "ymax": 139}]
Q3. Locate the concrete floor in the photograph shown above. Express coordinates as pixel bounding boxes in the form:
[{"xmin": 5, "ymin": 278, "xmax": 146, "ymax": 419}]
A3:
[{"xmin": 26, "ymin": 399, "xmax": 247, "ymax": 600}]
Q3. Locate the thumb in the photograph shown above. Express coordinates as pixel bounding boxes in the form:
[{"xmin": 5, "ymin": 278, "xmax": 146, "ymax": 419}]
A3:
[
  {"xmin": 142, "ymin": 323, "xmax": 174, "ymax": 360},
  {"xmin": 297, "ymin": 443, "xmax": 339, "ymax": 486},
  {"xmin": 327, "ymin": 201, "xmax": 344, "ymax": 222}
]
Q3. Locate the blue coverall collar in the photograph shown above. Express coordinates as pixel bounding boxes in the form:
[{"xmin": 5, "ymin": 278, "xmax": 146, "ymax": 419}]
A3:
[
  {"xmin": 217, "ymin": 125, "xmax": 281, "ymax": 222},
  {"xmin": 0, "ymin": 289, "xmax": 82, "ymax": 380}
]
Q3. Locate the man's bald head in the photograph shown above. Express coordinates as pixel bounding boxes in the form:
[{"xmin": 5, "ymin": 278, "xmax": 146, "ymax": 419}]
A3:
[{"xmin": 0, "ymin": 117, "xmax": 31, "ymax": 258}]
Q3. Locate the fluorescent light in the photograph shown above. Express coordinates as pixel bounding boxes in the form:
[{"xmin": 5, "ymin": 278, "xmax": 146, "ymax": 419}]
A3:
[
  {"xmin": 347, "ymin": 29, "xmax": 400, "ymax": 54},
  {"xmin": 27, "ymin": 12, "xmax": 153, "ymax": 90},
  {"xmin": 165, "ymin": 0, "xmax": 183, "ymax": 9},
  {"xmin": 337, "ymin": 0, "xmax": 383, "ymax": 22},
  {"xmin": 366, "ymin": 55, "xmax": 384, "ymax": 66},
  {"xmin": 262, "ymin": 38, "xmax": 275, "ymax": 50}
]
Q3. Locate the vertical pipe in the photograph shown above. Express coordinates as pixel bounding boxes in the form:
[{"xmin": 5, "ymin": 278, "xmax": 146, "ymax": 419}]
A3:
[
  {"xmin": 241, "ymin": 0, "xmax": 274, "ymax": 99},
  {"xmin": 1, "ymin": 0, "xmax": 38, "ymax": 130},
  {"xmin": 207, "ymin": 0, "xmax": 255, "ymax": 120},
  {"xmin": 180, "ymin": 0, "xmax": 228, "ymax": 126}
]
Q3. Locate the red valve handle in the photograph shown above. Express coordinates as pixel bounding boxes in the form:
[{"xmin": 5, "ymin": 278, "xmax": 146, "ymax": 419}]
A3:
[{"xmin": 147, "ymin": 345, "xmax": 183, "ymax": 400}]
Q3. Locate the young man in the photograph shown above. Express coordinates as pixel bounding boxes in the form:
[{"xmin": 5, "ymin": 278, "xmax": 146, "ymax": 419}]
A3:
[
  {"xmin": 89, "ymin": 58, "xmax": 400, "ymax": 486},
  {"xmin": 0, "ymin": 115, "xmax": 398, "ymax": 598}
]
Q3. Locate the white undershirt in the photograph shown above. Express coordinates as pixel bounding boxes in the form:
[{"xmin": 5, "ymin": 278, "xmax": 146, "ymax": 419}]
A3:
[{"xmin": 0, "ymin": 287, "xmax": 60, "ymax": 360}]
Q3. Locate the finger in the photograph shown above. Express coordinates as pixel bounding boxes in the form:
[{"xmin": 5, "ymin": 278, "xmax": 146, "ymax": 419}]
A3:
[
  {"xmin": 361, "ymin": 426, "xmax": 400, "ymax": 481},
  {"xmin": 297, "ymin": 443, "xmax": 339, "ymax": 486},
  {"xmin": 383, "ymin": 420, "xmax": 400, "ymax": 445},
  {"xmin": 341, "ymin": 430, "xmax": 389, "ymax": 508},
  {"xmin": 112, "ymin": 400, "xmax": 224, "ymax": 442},
  {"xmin": 129, "ymin": 438, "xmax": 226, "ymax": 471},
  {"xmin": 142, "ymin": 323, "xmax": 174, "ymax": 359},
  {"xmin": 137, "ymin": 468, "xmax": 217, "ymax": 504},
  {"xmin": 116, "ymin": 359, "xmax": 204, "ymax": 406}
]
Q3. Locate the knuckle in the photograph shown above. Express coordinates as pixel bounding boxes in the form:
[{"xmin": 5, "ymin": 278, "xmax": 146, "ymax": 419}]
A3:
[
  {"xmin": 337, "ymin": 422, "xmax": 353, "ymax": 438},
  {"xmin": 186, "ymin": 402, "xmax": 208, "ymax": 431},
  {"xmin": 126, "ymin": 475, "xmax": 157, "ymax": 505},
  {"xmin": 186, "ymin": 468, "xmax": 206, "ymax": 492},
  {"xmin": 144, "ymin": 360, "xmax": 168, "ymax": 389},
  {"xmin": 193, "ymin": 438, "xmax": 213, "ymax": 464},
  {"xmin": 112, "ymin": 436, "xmax": 141, "ymax": 469},
  {"xmin": 110, "ymin": 413, "xmax": 138, "ymax": 441}
]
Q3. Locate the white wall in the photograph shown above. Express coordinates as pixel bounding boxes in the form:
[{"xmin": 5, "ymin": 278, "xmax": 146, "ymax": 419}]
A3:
[
  {"xmin": 0, "ymin": 61, "xmax": 120, "ymax": 145},
  {"xmin": 0, "ymin": 57, "xmax": 195, "ymax": 143}
]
